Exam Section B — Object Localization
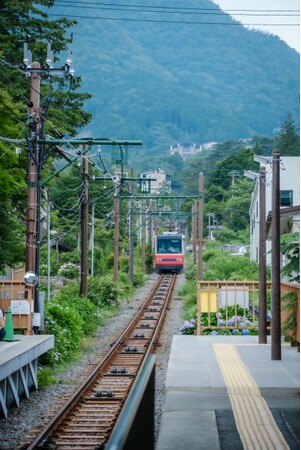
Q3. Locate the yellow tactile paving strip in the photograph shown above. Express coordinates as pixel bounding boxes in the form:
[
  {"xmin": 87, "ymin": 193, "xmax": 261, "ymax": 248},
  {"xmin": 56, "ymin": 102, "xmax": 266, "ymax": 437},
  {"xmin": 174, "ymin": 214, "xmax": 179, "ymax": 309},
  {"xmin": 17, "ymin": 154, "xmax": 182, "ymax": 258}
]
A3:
[{"xmin": 213, "ymin": 343, "xmax": 289, "ymax": 450}]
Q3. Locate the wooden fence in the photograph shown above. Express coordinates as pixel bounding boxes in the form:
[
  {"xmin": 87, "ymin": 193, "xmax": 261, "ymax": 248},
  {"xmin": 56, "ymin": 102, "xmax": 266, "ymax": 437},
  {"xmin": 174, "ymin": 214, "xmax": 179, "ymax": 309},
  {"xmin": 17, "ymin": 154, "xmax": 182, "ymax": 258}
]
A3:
[
  {"xmin": 280, "ymin": 282, "xmax": 300, "ymax": 345},
  {"xmin": 196, "ymin": 280, "xmax": 299, "ymax": 345},
  {"xmin": 0, "ymin": 280, "xmax": 34, "ymax": 334}
]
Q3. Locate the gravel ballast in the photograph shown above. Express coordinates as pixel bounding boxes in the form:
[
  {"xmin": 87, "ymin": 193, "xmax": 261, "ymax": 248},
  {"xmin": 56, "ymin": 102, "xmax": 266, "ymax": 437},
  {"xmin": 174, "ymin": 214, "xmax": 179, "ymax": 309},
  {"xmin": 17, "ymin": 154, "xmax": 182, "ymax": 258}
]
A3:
[{"xmin": 0, "ymin": 273, "xmax": 185, "ymax": 449}]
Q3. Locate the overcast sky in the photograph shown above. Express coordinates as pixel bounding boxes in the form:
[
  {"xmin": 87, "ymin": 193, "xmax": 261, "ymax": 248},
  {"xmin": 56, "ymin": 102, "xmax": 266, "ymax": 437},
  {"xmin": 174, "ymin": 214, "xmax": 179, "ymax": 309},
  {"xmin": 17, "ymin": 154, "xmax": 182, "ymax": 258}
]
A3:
[{"xmin": 212, "ymin": 0, "xmax": 300, "ymax": 52}]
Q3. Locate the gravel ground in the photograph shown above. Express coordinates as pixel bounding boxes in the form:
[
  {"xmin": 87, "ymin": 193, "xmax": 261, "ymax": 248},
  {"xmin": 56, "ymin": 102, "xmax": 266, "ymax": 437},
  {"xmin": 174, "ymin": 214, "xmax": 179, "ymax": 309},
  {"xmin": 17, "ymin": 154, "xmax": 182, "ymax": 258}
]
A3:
[{"xmin": 0, "ymin": 272, "xmax": 185, "ymax": 450}]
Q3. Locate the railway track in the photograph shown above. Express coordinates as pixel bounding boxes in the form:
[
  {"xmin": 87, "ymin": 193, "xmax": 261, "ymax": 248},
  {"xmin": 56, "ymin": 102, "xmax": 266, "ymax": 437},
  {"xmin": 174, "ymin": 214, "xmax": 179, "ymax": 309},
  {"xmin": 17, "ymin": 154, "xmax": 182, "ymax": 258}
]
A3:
[{"xmin": 26, "ymin": 273, "xmax": 176, "ymax": 450}]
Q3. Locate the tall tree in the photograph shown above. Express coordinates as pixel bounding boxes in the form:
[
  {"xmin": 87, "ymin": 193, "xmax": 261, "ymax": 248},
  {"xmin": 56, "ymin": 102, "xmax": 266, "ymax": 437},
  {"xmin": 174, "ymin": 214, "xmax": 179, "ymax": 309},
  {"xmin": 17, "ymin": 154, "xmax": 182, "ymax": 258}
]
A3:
[
  {"xmin": 275, "ymin": 113, "xmax": 300, "ymax": 156},
  {"xmin": 0, "ymin": 0, "xmax": 93, "ymax": 269},
  {"xmin": 0, "ymin": 0, "xmax": 92, "ymax": 137}
]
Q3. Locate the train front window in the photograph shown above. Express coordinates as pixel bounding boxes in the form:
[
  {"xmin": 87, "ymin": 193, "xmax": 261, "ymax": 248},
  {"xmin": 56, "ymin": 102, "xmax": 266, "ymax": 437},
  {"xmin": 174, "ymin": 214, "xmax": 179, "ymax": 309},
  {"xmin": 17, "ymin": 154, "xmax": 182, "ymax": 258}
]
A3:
[{"xmin": 157, "ymin": 238, "xmax": 182, "ymax": 254}]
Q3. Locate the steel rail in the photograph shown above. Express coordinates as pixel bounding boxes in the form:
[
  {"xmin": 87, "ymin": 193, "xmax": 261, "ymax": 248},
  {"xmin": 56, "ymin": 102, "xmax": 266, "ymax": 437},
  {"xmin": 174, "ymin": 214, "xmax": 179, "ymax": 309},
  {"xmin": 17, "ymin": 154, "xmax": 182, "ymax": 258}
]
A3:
[{"xmin": 26, "ymin": 273, "xmax": 176, "ymax": 450}]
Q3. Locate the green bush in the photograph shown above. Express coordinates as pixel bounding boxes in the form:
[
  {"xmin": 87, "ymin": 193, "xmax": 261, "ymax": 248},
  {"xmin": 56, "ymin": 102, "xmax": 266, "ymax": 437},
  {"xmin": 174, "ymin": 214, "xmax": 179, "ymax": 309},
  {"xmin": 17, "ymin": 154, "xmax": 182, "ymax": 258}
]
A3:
[
  {"xmin": 58, "ymin": 262, "xmax": 79, "ymax": 279},
  {"xmin": 185, "ymin": 264, "xmax": 197, "ymax": 281},
  {"xmin": 91, "ymin": 247, "xmax": 106, "ymax": 276},
  {"xmin": 39, "ymin": 248, "xmax": 61, "ymax": 276},
  {"xmin": 43, "ymin": 303, "xmax": 84, "ymax": 365},
  {"xmin": 133, "ymin": 270, "xmax": 144, "ymax": 286},
  {"xmin": 53, "ymin": 283, "xmax": 100, "ymax": 331},
  {"xmin": 145, "ymin": 244, "xmax": 154, "ymax": 271},
  {"xmin": 37, "ymin": 366, "xmax": 57, "ymax": 388},
  {"xmin": 106, "ymin": 253, "xmax": 114, "ymax": 270},
  {"xmin": 118, "ymin": 255, "xmax": 129, "ymax": 272},
  {"xmin": 60, "ymin": 250, "xmax": 80, "ymax": 265},
  {"xmin": 203, "ymin": 253, "xmax": 261, "ymax": 281},
  {"xmin": 118, "ymin": 271, "xmax": 132, "ymax": 296},
  {"xmin": 203, "ymin": 248, "xmax": 220, "ymax": 262},
  {"xmin": 40, "ymin": 282, "xmax": 100, "ymax": 365},
  {"xmin": 88, "ymin": 275, "xmax": 119, "ymax": 307}
]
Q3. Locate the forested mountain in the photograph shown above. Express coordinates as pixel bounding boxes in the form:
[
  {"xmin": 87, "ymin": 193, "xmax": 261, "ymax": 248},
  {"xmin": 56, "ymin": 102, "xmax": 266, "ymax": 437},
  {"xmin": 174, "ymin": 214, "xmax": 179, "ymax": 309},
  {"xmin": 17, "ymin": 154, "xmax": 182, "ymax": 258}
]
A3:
[{"xmin": 50, "ymin": 0, "xmax": 300, "ymax": 157}]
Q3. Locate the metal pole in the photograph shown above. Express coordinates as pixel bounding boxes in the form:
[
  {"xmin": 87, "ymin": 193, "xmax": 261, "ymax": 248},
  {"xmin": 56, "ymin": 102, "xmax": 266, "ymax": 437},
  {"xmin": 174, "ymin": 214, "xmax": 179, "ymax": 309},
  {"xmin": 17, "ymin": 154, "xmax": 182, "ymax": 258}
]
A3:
[
  {"xmin": 208, "ymin": 213, "xmax": 211, "ymax": 240},
  {"xmin": 198, "ymin": 173, "xmax": 204, "ymax": 280},
  {"xmin": 80, "ymin": 150, "xmax": 89, "ymax": 297},
  {"xmin": 139, "ymin": 203, "xmax": 142, "ymax": 245},
  {"xmin": 148, "ymin": 209, "xmax": 152, "ymax": 247},
  {"xmin": 142, "ymin": 202, "xmax": 146, "ymax": 273},
  {"xmin": 271, "ymin": 151, "xmax": 281, "ymax": 360},
  {"xmin": 90, "ymin": 203, "xmax": 95, "ymax": 277},
  {"xmin": 192, "ymin": 201, "xmax": 197, "ymax": 265},
  {"xmin": 259, "ymin": 167, "xmax": 267, "ymax": 344},
  {"xmin": 113, "ymin": 185, "xmax": 120, "ymax": 288},
  {"xmin": 129, "ymin": 168, "xmax": 134, "ymax": 286},
  {"xmin": 47, "ymin": 196, "xmax": 51, "ymax": 301}
]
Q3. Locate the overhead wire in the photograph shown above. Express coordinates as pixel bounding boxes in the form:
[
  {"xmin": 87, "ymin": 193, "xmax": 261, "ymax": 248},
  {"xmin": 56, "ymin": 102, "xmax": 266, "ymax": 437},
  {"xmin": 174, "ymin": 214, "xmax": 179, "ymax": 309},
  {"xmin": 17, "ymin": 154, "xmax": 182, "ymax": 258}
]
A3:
[
  {"xmin": 48, "ymin": 1, "xmax": 299, "ymax": 26},
  {"xmin": 50, "ymin": 188, "xmax": 85, "ymax": 212},
  {"xmin": 54, "ymin": 221, "xmax": 81, "ymax": 239},
  {"xmin": 48, "ymin": 12, "xmax": 299, "ymax": 26},
  {"xmin": 54, "ymin": 177, "xmax": 82, "ymax": 191},
  {"xmin": 53, "ymin": 1, "xmax": 299, "ymax": 14}
]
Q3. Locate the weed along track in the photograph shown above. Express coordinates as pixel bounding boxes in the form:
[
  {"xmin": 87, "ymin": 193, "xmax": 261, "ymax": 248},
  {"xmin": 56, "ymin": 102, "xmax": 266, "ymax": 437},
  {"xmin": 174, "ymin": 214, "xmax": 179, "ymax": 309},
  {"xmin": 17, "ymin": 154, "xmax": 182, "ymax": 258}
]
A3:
[{"xmin": 26, "ymin": 274, "xmax": 176, "ymax": 450}]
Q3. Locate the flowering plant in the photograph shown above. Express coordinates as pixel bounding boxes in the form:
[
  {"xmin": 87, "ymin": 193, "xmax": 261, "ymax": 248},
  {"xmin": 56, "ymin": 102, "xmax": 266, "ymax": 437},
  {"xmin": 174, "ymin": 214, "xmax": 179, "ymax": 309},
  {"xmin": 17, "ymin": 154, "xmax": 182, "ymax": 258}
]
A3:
[
  {"xmin": 180, "ymin": 307, "xmax": 258, "ymax": 336},
  {"xmin": 180, "ymin": 319, "xmax": 196, "ymax": 335},
  {"xmin": 58, "ymin": 262, "xmax": 79, "ymax": 279}
]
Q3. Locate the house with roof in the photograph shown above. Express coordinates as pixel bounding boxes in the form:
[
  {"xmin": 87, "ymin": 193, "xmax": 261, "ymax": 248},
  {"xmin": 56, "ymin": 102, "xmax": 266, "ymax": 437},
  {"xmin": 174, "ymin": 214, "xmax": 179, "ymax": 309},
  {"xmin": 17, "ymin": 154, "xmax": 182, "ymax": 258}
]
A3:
[
  {"xmin": 170, "ymin": 142, "xmax": 202, "ymax": 160},
  {"xmin": 248, "ymin": 156, "xmax": 300, "ymax": 272},
  {"xmin": 139, "ymin": 169, "xmax": 171, "ymax": 194}
]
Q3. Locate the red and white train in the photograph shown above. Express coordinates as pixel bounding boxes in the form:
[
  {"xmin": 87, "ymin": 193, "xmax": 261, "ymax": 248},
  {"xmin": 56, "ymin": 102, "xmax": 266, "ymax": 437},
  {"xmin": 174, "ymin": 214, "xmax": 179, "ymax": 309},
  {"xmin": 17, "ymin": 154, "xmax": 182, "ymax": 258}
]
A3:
[{"xmin": 154, "ymin": 232, "xmax": 185, "ymax": 273}]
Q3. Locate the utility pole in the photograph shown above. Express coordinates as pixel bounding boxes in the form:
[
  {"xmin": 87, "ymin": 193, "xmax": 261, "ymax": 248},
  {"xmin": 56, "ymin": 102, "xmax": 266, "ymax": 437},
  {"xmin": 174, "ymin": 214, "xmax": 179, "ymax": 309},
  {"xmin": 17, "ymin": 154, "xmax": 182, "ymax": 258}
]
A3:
[
  {"xmin": 90, "ymin": 203, "xmax": 95, "ymax": 277},
  {"xmin": 23, "ymin": 39, "xmax": 75, "ymax": 317},
  {"xmin": 22, "ymin": 42, "xmax": 142, "ymax": 305},
  {"xmin": 47, "ymin": 194, "xmax": 51, "ymax": 302},
  {"xmin": 142, "ymin": 202, "xmax": 146, "ymax": 273},
  {"xmin": 198, "ymin": 173, "xmax": 204, "ymax": 280},
  {"xmin": 113, "ymin": 184, "xmax": 120, "ymax": 288},
  {"xmin": 271, "ymin": 151, "xmax": 281, "ymax": 360},
  {"xmin": 26, "ymin": 61, "xmax": 41, "ymax": 277},
  {"xmin": 259, "ymin": 166, "xmax": 267, "ymax": 344},
  {"xmin": 80, "ymin": 150, "xmax": 89, "ymax": 297},
  {"xmin": 129, "ymin": 168, "xmax": 134, "ymax": 286},
  {"xmin": 192, "ymin": 201, "xmax": 197, "ymax": 265},
  {"xmin": 148, "ymin": 205, "xmax": 153, "ymax": 247}
]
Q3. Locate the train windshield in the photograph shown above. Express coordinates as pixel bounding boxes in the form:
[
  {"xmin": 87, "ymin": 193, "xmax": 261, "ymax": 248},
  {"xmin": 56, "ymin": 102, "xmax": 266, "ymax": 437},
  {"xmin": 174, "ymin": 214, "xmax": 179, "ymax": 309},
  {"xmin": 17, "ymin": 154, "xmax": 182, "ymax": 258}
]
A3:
[{"xmin": 156, "ymin": 237, "xmax": 182, "ymax": 254}]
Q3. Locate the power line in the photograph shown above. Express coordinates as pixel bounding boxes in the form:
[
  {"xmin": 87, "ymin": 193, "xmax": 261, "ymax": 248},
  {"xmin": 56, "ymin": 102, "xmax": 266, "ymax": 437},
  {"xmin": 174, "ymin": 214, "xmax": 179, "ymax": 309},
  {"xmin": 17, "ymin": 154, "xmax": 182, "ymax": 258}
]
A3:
[
  {"xmin": 51, "ymin": 0, "xmax": 300, "ymax": 26},
  {"xmin": 53, "ymin": 1, "xmax": 300, "ymax": 17},
  {"xmin": 48, "ymin": 12, "xmax": 299, "ymax": 26},
  {"xmin": 54, "ymin": 1, "xmax": 299, "ymax": 14}
]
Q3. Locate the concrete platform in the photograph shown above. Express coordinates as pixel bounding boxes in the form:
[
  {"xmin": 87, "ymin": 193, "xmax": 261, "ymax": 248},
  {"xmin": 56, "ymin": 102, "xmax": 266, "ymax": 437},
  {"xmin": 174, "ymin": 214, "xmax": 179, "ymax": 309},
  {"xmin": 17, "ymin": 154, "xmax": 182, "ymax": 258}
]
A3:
[
  {"xmin": 0, "ymin": 335, "xmax": 54, "ymax": 417},
  {"xmin": 156, "ymin": 335, "xmax": 300, "ymax": 450}
]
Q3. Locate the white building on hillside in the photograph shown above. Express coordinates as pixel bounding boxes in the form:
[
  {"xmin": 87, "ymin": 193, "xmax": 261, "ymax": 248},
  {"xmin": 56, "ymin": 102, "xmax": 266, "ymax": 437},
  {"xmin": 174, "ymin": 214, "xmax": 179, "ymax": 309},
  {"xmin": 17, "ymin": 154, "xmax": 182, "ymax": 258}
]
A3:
[
  {"xmin": 139, "ymin": 169, "xmax": 171, "ymax": 194},
  {"xmin": 170, "ymin": 142, "xmax": 202, "ymax": 160},
  {"xmin": 248, "ymin": 156, "xmax": 300, "ymax": 269}
]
